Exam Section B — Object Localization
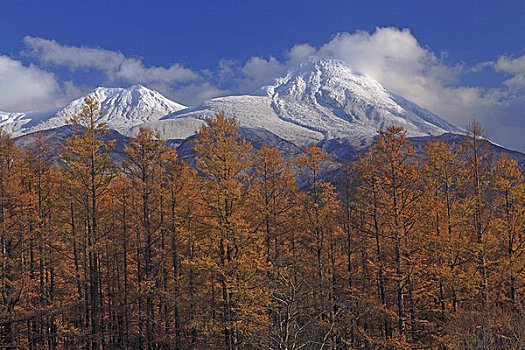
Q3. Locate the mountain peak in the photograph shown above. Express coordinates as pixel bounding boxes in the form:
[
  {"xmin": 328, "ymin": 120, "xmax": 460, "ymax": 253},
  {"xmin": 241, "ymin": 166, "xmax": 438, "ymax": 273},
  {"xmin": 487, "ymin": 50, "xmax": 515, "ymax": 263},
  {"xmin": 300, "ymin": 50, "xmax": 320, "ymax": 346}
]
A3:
[
  {"xmin": 257, "ymin": 57, "xmax": 461, "ymax": 143},
  {"xmin": 90, "ymin": 84, "xmax": 159, "ymax": 99},
  {"xmin": 0, "ymin": 85, "xmax": 186, "ymax": 137},
  {"xmin": 291, "ymin": 57, "xmax": 364, "ymax": 76},
  {"xmin": 265, "ymin": 57, "xmax": 388, "ymax": 106},
  {"xmin": 125, "ymin": 84, "xmax": 159, "ymax": 95},
  {"xmin": 128, "ymin": 84, "xmax": 147, "ymax": 91}
]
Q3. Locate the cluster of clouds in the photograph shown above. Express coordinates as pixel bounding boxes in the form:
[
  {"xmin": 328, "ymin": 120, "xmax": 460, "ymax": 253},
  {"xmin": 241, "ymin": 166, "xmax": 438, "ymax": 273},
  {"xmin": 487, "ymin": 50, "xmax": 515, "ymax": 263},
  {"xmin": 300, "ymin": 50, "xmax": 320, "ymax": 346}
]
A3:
[
  {"xmin": 24, "ymin": 37, "xmax": 198, "ymax": 85},
  {"xmin": 2, "ymin": 27, "xmax": 525, "ymax": 150},
  {"xmin": 0, "ymin": 55, "xmax": 62, "ymax": 112}
]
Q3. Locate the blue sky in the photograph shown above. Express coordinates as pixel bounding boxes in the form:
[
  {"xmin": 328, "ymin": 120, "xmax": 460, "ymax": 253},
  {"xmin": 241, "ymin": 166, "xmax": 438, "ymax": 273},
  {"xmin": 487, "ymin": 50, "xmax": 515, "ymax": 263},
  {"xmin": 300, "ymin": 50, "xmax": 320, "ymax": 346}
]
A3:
[{"xmin": 2, "ymin": 0, "xmax": 525, "ymax": 150}]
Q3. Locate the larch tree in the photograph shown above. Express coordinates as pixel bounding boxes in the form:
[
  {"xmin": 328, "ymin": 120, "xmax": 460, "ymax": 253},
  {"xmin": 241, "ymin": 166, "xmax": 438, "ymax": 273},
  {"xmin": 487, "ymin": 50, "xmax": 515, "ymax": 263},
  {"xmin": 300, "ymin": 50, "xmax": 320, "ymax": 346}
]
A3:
[
  {"xmin": 162, "ymin": 145, "xmax": 196, "ymax": 349},
  {"xmin": 456, "ymin": 120, "xmax": 495, "ymax": 348},
  {"xmin": 294, "ymin": 145, "xmax": 345, "ymax": 349},
  {"xmin": 122, "ymin": 127, "xmax": 177, "ymax": 349},
  {"xmin": 193, "ymin": 114, "xmax": 266, "ymax": 349},
  {"xmin": 0, "ymin": 130, "xmax": 26, "ymax": 348},
  {"xmin": 60, "ymin": 97, "xmax": 115, "ymax": 349},
  {"xmin": 354, "ymin": 146, "xmax": 392, "ymax": 345},
  {"xmin": 248, "ymin": 145, "xmax": 301, "ymax": 349},
  {"xmin": 21, "ymin": 134, "xmax": 63, "ymax": 348},
  {"xmin": 492, "ymin": 156, "xmax": 525, "ymax": 304},
  {"xmin": 354, "ymin": 126, "xmax": 424, "ymax": 347}
]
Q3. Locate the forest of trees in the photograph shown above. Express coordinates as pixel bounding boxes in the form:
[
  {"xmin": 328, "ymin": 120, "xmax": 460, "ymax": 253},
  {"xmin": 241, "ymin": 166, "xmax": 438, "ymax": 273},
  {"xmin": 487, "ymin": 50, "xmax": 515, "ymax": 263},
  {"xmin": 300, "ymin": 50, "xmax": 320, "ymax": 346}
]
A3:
[{"xmin": 0, "ymin": 97, "xmax": 524, "ymax": 349}]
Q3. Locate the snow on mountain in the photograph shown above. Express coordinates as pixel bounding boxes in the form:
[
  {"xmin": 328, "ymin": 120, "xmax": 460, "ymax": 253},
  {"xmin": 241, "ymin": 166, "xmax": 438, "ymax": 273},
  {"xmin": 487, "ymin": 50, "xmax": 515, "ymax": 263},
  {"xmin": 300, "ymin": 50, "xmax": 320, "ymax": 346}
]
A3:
[
  {"xmin": 266, "ymin": 59, "xmax": 462, "ymax": 142},
  {"xmin": 0, "ymin": 85, "xmax": 186, "ymax": 136},
  {"xmin": 149, "ymin": 58, "xmax": 461, "ymax": 148},
  {"xmin": 1, "ymin": 58, "xmax": 461, "ymax": 151},
  {"xmin": 138, "ymin": 95, "xmax": 324, "ymax": 145}
]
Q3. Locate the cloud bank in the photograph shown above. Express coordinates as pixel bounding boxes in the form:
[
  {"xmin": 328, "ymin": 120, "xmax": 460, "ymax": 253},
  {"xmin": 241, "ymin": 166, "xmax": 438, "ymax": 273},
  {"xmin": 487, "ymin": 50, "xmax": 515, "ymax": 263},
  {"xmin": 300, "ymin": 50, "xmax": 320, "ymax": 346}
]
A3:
[
  {"xmin": 23, "ymin": 37, "xmax": 198, "ymax": 84},
  {"xmin": 0, "ymin": 55, "xmax": 62, "ymax": 112}
]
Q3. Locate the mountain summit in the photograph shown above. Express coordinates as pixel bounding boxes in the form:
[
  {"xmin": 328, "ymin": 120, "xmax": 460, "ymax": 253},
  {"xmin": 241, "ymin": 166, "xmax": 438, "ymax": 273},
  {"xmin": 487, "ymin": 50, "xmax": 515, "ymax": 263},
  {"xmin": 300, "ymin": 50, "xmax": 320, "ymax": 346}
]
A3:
[
  {"xmin": 265, "ymin": 58, "xmax": 461, "ymax": 140},
  {"xmin": 0, "ymin": 85, "xmax": 186, "ymax": 136},
  {"xmin": 146, "ymin": 58, "xmax": 461, "ymax": 147}
]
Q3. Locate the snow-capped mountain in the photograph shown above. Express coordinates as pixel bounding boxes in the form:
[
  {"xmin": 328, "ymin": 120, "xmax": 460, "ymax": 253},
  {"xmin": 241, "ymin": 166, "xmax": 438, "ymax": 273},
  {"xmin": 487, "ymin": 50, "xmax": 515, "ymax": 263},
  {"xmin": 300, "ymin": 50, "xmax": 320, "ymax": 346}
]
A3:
[
  {"xmin": 141, "ymin": 58, "xmax": 461, "ymax": 148},
  {"xmin": 0, "ymin": 85, "xmax": 186, "ymax": 136},
  {"xmin": 1, "ymin": 58, "xmax": 462, "ymax": 152}
]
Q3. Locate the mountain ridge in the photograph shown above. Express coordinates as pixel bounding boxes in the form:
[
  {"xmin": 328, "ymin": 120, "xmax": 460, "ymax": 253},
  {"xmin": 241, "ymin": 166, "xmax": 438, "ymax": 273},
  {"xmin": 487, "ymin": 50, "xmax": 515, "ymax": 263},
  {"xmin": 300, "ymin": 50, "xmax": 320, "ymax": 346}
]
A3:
[{"xmin": 1, "ymin": 58, "xmax": 463, "ymax": 152}]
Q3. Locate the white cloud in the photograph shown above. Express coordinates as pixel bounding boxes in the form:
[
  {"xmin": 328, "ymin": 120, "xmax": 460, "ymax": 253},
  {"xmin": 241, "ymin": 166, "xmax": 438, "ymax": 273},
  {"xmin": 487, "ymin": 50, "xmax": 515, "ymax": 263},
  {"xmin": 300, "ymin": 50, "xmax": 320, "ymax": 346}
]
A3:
[
  {"xmin": 24, "ymin": 36, "xmax": 198, "ymax": 84},
  {"xmin": 502, "ymin": 74, "xmax": 525, "ymax": 90},
  {"xmin": 494, "ymin": 55, "xmax": 525, "ymax": 91},
  {"xmin": 115, "ymin": 59, "xmax": 197, "ymax": 84},
  {"xmin": 0, "ymin": 55, "xmax": 62, "ymax": 112},
  {"xmin": 168, "ymin": 83, "xmax": 231, "ymax": 107},
  {"xmin": 287, "ymin": 44, "xmax": 317, "ymax": 65},
  {"xmin": 319, "ymin": 28, "xmax": 440, "ymax": 82},
  {"xmin": 24, "ymin": 37, "xmax": 124, "ymax": 70},
  {"xmin": 495, "ymin": 55, "xmax": 525, "ymax": 75},
  {"xmin": 237, "ymin": 56, "xmax": 287, "ymax": 92}
]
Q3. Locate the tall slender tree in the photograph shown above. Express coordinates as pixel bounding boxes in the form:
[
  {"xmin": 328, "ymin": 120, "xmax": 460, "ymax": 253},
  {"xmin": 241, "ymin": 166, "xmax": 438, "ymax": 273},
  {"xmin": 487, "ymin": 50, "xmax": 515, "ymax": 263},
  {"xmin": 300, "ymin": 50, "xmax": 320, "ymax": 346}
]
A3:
[
  {"xmin": 122, "ymin": 128, "xmax": 176, "ymax": 349},
  {"xmin": 193, "ymin": 114, "xmax": 267, "ymax": 349},
  {"xmin": 354, "ymin": 126, "xmax": 423, "ymax": 347},
  {"xmin": 60, "ymin": 97, "xmax": 115, "ymax": 349}
]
